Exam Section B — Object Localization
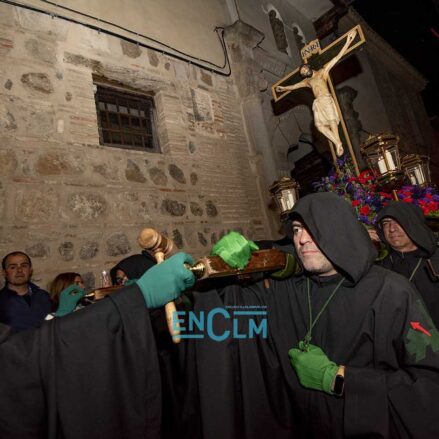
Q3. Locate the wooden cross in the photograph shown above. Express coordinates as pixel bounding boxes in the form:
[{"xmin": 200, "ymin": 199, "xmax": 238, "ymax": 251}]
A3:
[{"xmin": 272, "ymin": 25, "xmax": 366, "ymax": 175}]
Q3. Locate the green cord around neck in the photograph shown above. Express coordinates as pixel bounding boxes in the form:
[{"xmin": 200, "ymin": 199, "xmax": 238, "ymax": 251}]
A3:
[{"xmin": 302, "ymin": 276, "xmax": 345, "ymax": 351}]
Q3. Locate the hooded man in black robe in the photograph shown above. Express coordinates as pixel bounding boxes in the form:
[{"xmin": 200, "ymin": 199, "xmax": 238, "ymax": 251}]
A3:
[
  {"xmin": 375, "ymin": 201, "xmax": 439, "ymax": 328},
  {"xmin": 191, "ymin": 192, "xmax": 439, "ymax": 438}
]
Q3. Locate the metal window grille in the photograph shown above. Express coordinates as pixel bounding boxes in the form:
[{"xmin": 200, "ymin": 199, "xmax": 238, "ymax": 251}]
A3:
[{"xmin": 94, "ymin": 85, "xmax": 160, "ymax": 152}]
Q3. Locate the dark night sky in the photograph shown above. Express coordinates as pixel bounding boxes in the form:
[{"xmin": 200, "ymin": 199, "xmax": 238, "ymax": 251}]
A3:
[{"xmin": 351, "ymin": 0, "xmax": 439, "ymax": 119}]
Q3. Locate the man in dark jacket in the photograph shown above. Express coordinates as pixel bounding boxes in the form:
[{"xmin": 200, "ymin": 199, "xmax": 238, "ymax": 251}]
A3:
[
  {"xmin": 0, "ymin": 251, "xmax": 52, "ymax": 331},
  {"xmin": 376, "ymin": 201, "xmax": 439, "ymax": 327}
]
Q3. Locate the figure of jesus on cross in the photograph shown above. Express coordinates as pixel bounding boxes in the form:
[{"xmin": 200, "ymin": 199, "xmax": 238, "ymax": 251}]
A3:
[{"xmin": 274, "ymin": 27, "xmax": 363, "ymax": 160}]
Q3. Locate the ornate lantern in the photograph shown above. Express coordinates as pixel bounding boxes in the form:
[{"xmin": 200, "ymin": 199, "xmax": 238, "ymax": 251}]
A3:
[
  {"xmin": 401, "ymin": 154, "xmax": 431, "ymax": 187},
  {"xmin": 269, "ymin": 177, "xmax": 300, "ymax": 219},
  {"xmin": 360, "ymin": 133, "xmax": 404, "ymax": 190}
]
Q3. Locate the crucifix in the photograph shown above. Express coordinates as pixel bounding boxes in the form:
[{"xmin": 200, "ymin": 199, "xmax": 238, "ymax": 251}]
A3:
[{"xmin": 272, "ymin": 25, "xmax": 366, "ymax": 175}]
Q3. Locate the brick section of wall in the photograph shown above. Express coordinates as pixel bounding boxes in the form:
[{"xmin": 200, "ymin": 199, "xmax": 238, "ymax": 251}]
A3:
[{"xmin": 0, "ymin": 3, "xmax": 269, "ymax": 289}]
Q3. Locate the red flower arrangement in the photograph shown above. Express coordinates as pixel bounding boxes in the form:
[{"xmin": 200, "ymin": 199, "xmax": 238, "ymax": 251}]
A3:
[{"xmin": 313, "ymin": 156, "xmax": 439, "ymax": 224}]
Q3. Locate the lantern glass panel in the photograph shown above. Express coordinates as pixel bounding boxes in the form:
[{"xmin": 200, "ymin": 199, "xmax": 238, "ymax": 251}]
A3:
[
  {"xmin": 282, "ymin": 189, "xmax": 297, "ymax": 211},
  {"xmin": 406, "ymin": 164, "xmax": 427, "ymax": 186},
  {"xmin": 361, "ymin": 134, "xmax": 402, "ymax": 178},
  {"xmin": 401, "ymin": 154, "xmax": 431, "ymax": 187}
]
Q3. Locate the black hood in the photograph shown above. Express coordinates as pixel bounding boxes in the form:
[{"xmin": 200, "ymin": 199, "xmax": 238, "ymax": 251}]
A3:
[
  {"xmin": 290, "ymin": 192, "xmax": 377, "ymax": 284},
  {"xmin": 110, "ymin": 251, "xmax": 156, "ymax": 284},
  {"xmin": 376, "ymin": 201, "xmax": 436, "ymax": 257}
]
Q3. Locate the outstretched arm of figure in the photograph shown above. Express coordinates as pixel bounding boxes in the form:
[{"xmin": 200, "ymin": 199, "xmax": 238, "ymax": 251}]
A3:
[
  {"xmin": 322, "ymin": 28, "xmax": 357, "ymax": 76},
  {"xmin": 275, "ymin": 78, "xmax": 309, "ymax": 93}
]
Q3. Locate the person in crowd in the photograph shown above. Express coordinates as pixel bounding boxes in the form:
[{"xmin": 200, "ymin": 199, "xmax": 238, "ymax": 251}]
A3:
[
  {"xmin": 49, "ymin": 272, "xmax": 85, "ymax": 305},
  {"xmin": 0, "ymin": 251, "xmax": 52, "ymax": 332},
  {"xmin": 0, "ymin": 194, "xmax": 438, "ymax": 438},
  {"xmin": 110, "ymin": 251, "xmax": 156, "ymax": 286},
  {"xmin": 375, "ymin": 201, "xmax": 439, "ymax": 327},
  {"xmin": 46, "ymin": 272, "xmax": 86, "ymax": 319}
]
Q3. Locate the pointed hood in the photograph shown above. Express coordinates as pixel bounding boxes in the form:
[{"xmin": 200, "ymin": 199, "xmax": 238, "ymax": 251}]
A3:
[
  {"xmin": 376, "ymin": 201, "xmax": 436, "ymax": 257},
  {"xmin": 290, "ymin": 192, "xmax": 377, "ymax": 284}
]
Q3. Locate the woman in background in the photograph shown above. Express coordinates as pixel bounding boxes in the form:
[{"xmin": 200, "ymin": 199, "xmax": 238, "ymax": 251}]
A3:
[
  {"xmin": 47, "ymin": 272, "xmax": 85, "ymax": 318},
  {"xmin": 49, "ymin": 272, "xmax": 84, "ymax": 305}
]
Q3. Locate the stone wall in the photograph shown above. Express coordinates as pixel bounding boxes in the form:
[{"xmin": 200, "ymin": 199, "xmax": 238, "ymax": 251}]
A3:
[{"xmin": 0, "ymin": 3, "xmax": 271, "ymax": 289}]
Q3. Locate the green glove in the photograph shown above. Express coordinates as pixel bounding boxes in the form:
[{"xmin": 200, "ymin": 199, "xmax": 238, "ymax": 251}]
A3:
[
  {"xmin": 136, "ymin": 252, "xmax": 195, "ymax": 309},
  {"xmin": 211, "ymin": 231, "xmax": 259, "ymax": 269},
  {"xmin": 288, "ymin": 343, "xmax": 339, "ymax": 395},
  {"xmin": 55, "ymin": 284, "xmax": 85, "ymax": 317}
]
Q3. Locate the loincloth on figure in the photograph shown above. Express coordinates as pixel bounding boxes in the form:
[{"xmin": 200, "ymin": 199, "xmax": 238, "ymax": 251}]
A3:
[{"xmin": 312, "ymin": 94, "xmax": 340, "ymax": 126}]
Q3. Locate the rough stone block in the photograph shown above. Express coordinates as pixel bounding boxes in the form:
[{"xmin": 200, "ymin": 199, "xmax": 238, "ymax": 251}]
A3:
[
  {"xmin": 15, "ymin": 189, "xmax": 58, "ymax": 222},
  {"xmin": 149, "ymin": 167, "xmax": 168, "ymax": 186},
  {"xmin": 190, "ymin": 172, "xmax": 198, "ymax": 185},
  {"xmin": 205, "ymin": 200, "xmax": 218, "ymax": 217},
  {"xmin": 126, "ymin": 159, "xmax": 146, "ymax": 183},
  {"xmin": 58, "ymin": 241, "xmax": 74, "ymax": 261},
  {"xmin": 188, "ymin": 140, "xmax": 196, "ymax": 153},
  {"xmin": 190, "ymin": 202, "xmax": 203, "ymax": 216},
  {"xmin": 198, "ymin": 232, "xmax": 208, "ymax": 247},
  {"xmin": 63, "ymin": 52, "xmax": 103, "ymax": 74},
  {"xmin": 161, "ymin": 199, "xmax": 186, "ymax": 216},
  {"xmin": 21, "ymin": 73, "xmax": 54, "ymax": 94},
  {"xmin": 200, "ymin": 70, "xmax": 213, "ymax": 87},
  {"xmin": 35, "ymin": 152, "xmax": 84, "ymax": 175},
  {"xmin": 191, "ymin": 88, "xmax": 213, "ymax": 122},
  {"xmin": 136, "ymin": 200, "xmax": 152, "ymax": 221},
  {"xmin": 106, "ymin": 232, "xmax": 131, "ymax": 256},
  {"xmin": 0, "ymin": 104, "xmax": 17, "ymax": 130},
  {"xmin": 172, "ymin": 229, "xmax": 183, "ymax": 249},
  {"xmin": 79, "ymin": 241, "xmax": 99, "ymax": 260},
  {"xmin": 120, "ymin": 39, "xmax": 142, "ymax": 58},
  {"xmin": 92, "ymin": 162, "xmax": 121, "ymax": 182},
  {"xmin": 68, "ymin": 193, "xmax": 107, "ymax": 220},
  {"xmin": 26, "ymin": 242, "xmax": 50, "ymax": 258},
  {"xmin": 82, "ymin": 271, "xmax": 95, "ymax": 290},
  {"xmin": 147, "ymin": 49, "xmax": 159, "ymax": 67},
  {"xmin": 168, "ymin": 164, "xmax": 186, "ymax": 184}
]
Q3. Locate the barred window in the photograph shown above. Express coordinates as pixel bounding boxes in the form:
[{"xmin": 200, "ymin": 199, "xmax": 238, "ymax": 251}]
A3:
[{"xmin": 94, "ymin": 84, "xmax": 160, "ymax": 152}]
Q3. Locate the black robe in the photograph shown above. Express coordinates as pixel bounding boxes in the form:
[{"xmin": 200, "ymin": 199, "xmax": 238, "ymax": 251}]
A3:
[
  {"xmin": 109, "ymin": 251, "xmax": 183, "ymax": 439},
  {"xmin": 0, "ymin": 285, "xmax": 162, "ymax": 439},
  {"xmin": 186, "ymin": 193, "xmax": 439, "ymax": 438},
  {"xmin": 376, "ymin": 201, "xmax": 439, "ymax": 327}
]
